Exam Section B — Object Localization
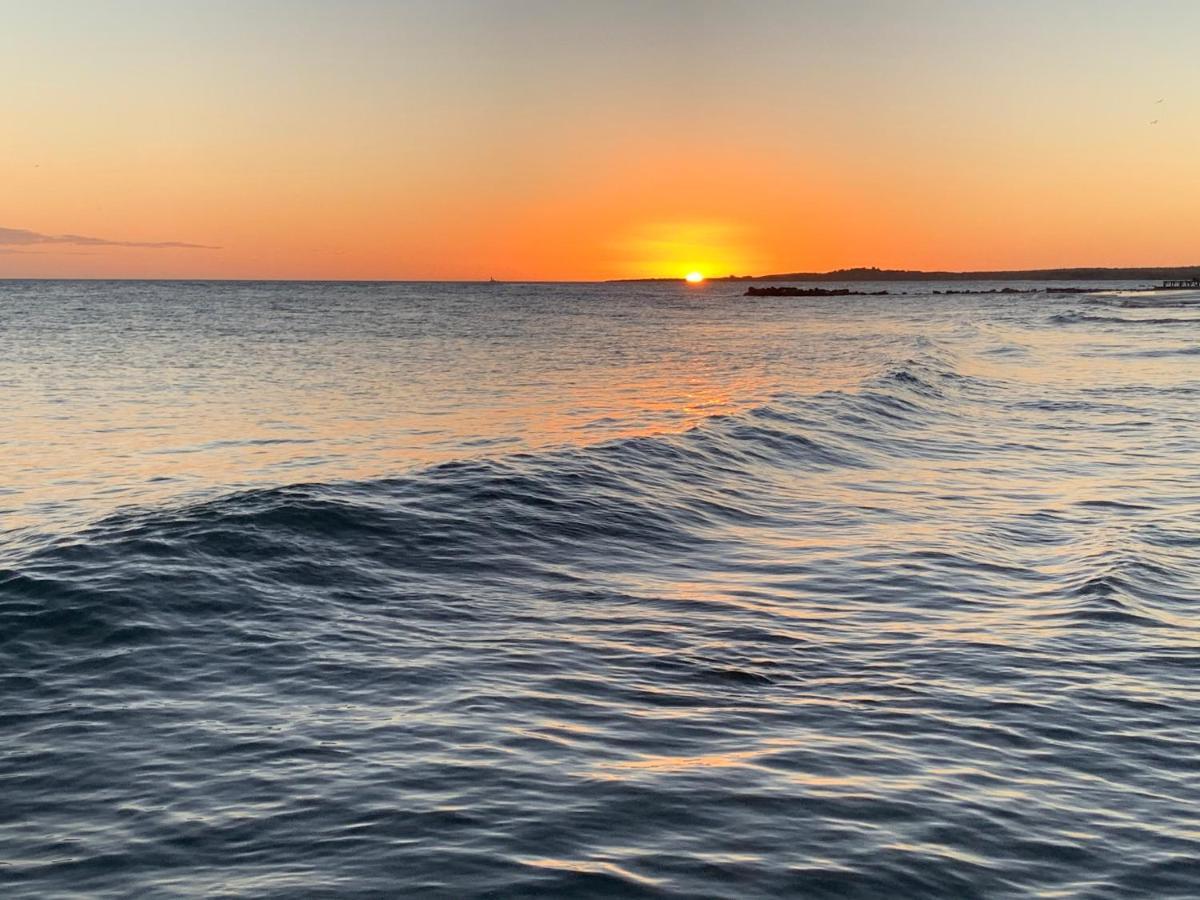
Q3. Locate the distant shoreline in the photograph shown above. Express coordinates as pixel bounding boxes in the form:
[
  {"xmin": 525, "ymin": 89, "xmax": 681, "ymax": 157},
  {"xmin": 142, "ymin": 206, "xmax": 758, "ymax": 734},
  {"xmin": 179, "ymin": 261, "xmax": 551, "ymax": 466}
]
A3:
[
  {"xmin": 2, "ymin": 265, "xmax": 1198, "ymax": 284},
  {"xmin": 611, "ymin": 265, "xmax": 1200, "ymax": 284}
]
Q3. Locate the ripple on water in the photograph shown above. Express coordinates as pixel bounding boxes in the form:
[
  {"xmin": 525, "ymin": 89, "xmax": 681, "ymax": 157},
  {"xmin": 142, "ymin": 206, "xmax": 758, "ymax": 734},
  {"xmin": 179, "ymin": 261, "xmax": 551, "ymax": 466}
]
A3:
[{"xmin": 2, "ymin": 283, "xmax": 1200, "ymax": 898}]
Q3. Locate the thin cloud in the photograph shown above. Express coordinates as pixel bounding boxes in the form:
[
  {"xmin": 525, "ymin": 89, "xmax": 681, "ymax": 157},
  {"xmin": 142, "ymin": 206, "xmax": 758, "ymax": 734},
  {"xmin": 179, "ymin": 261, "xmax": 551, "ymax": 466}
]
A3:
[{"xmin": 0, "ymin": 226, "xmax": 219, "ymax": 250}]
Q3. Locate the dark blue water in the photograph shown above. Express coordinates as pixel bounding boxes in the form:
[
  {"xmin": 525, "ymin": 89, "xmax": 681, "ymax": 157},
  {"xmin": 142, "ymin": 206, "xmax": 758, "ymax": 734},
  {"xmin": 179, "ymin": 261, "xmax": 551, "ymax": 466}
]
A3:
[{"xmin": 3, "ymin": 281, "xmax": 1199, "ymax": 897}]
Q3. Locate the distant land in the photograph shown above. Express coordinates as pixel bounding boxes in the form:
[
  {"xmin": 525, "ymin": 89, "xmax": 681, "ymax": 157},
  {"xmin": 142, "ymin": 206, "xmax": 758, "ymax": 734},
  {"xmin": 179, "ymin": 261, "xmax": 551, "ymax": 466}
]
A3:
[{"xmin": 613, "ymin": 266, "xmax": 1200, "ymax": 283}]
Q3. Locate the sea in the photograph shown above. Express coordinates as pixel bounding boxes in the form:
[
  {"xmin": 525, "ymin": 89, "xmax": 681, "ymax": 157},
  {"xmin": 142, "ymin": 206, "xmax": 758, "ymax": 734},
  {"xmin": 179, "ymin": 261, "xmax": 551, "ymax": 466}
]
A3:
[{"xmin": 2, "ymin": 279, "xmax": 1198, "ymax": 898}]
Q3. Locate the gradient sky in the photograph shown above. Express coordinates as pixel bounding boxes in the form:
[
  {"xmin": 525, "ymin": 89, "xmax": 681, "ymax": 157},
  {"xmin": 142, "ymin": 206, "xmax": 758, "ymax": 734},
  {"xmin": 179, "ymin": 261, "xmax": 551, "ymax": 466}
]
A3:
[{"xmin": 3, "ymin": 0, "xmax": 1198, "ymax": 280}]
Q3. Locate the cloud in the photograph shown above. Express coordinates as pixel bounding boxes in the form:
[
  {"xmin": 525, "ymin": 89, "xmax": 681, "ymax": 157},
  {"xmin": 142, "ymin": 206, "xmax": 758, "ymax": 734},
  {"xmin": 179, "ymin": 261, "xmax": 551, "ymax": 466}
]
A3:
[{"xmin": 0, "ymin": 226, "xmax": 219, "ymax": 250}]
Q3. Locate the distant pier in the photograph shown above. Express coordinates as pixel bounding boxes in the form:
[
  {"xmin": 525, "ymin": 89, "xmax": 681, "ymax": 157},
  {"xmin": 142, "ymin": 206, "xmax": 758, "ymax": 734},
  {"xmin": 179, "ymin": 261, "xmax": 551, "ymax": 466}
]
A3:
[{"xmin": 1159, "ymin": 278, "xmax": 1200, "ymax": 289}]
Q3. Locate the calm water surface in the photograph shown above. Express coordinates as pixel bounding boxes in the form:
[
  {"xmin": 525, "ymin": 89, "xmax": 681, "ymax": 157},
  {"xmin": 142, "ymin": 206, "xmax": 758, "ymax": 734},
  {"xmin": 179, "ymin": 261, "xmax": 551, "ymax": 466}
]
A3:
[{"xmin": 2, "ymin": 280, "xmax": 1199, "ymax": 897}]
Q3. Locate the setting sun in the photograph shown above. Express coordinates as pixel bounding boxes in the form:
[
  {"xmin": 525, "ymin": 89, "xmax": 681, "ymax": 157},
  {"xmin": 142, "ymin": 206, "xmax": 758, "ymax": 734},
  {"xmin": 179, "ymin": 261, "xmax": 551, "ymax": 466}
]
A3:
[{"xmin": 7, "ymin": 4, "xmax": 1200, "ymax": 897}]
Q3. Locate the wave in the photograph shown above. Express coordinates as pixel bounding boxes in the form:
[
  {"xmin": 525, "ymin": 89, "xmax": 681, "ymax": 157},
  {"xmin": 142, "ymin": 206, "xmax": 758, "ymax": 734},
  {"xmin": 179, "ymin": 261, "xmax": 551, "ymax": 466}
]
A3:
[
  {"xmin": 1105, "ymin": 346, "xmax": 1200, "ymax": 358},
  {"xmin": 5, "ymin": 347, "xmax": 1200, "ymax": 898},
  {"xmin": 0, "ymin": 353, "xmax": 981, "ymax": 666},
  {"xmin": 7, "ymin": 343, "xmax": 1195, "ymax": 662},
  {"xmin": 8, "ymin": 341, "xmax": 1198, "ymax": 652},
  {"xmin": 1082, "ymin": 291, "xmax": 1200, "ymax": 309},
  {"xmin": 1049, "ymin": 310, "xmax": 1200, "ymax": 326}
]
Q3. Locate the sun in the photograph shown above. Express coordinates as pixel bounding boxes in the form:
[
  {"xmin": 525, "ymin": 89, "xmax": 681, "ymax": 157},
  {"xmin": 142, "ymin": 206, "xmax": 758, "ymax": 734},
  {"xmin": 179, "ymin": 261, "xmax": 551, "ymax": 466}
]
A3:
[{"xmin": 685, "ymin": 271, "xmax": 705, "ymax": 284}]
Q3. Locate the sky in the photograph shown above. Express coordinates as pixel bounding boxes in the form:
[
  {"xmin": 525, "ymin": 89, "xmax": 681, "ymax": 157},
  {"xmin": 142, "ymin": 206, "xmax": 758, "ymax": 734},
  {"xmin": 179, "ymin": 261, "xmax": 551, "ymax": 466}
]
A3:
[{"xmin": 3, "ymin": 0, "xmax": 1199, "ymax": 280}]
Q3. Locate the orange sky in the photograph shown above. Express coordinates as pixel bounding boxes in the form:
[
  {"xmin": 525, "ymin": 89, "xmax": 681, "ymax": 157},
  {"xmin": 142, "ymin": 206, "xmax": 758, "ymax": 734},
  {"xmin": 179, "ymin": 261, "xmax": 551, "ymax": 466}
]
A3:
[{"xmin": 4, "ymin": 1, "xmax": 1199, "ymax": 280}]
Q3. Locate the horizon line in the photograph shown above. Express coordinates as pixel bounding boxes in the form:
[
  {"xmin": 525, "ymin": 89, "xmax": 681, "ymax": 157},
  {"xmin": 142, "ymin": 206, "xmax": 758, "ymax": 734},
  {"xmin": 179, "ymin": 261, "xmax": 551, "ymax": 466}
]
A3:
[{"xmin": 3, "ymin": 262, "xmax": 1200, "ymax": 286}]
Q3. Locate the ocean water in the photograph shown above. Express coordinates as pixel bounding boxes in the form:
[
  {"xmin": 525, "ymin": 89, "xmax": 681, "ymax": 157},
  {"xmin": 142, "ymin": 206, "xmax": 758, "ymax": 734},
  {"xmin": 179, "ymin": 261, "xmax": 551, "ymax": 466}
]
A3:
[{"xmin": 2, "ymin": 280, "xmax": 1199, "ymax": 898}]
